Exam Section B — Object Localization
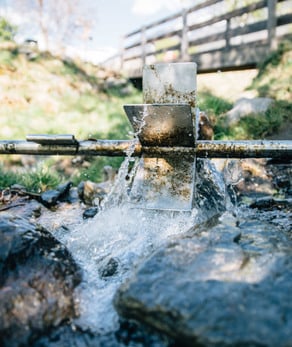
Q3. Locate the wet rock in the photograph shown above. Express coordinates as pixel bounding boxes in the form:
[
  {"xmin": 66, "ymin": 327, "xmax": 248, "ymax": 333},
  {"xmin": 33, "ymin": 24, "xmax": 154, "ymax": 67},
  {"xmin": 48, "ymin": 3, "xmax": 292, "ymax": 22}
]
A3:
[
  {"xmin": 99, "ymin": 257, "xmax": 119, "ymax": 278},
  {"xmin": 198, "ymin": 111, "xmax": 214, "ymax": 140},
  {"xmin": 33, "ymin": 319, "xmax": 172, "ymax": 347},
  {"xmin": 0, "ymin": 213, "xmax": 82, "ymax": 347},
  {"xmin": 77, "ymin": 166, "xmax": 116, "ymax": 206},
  {"xmin": 0, "ymin": 197, "xmax": 43, "ymax": 219},
  {"xmin": 249, "ymin": 196, "xmax": 292, "ymax": 210},
  {"xmin": 40, "ymin": 182, "xmax": 73, "ymax": 207},
  {"xmin": 83, "ymin": 206, "xmax": 99, "ymax": 219},
  {"xmin": 195, "ymin": 159, "xmax": 226, "ymax": 220},
  {"xmin": 219, "ymin": 158, "xmax": 278, "ymax": 203},
  {"xmin": 115, "ymin": 212, "xmax": 292, "ymax": 347},
  {"xmin": 66, "ymin": 187, "xmax": 80, "ymax": 204},
  {"xmin": 56, "ymin": 181, "xmax": 73, "ymax": 201},
  {"xmin": 10, "ymin": 183, "xmax": 27, "ymax": 192},
  {"xmin": 33, "ymin": 324, "xmax": 121, "ymax": 347},
  {"xmin": 78, "ymin": 180, "xmax": 108, "ymax": 206},
  {"xmin": 40, "ymin": 189, "xmax": 60, "ymax": 207},
  {"xmin": 267, "ymin": 159, "xmax": 292, "ymax": 197},
  {"xmin": 116, "ymin": 319, "xmax": 173, "ymax": 347}
]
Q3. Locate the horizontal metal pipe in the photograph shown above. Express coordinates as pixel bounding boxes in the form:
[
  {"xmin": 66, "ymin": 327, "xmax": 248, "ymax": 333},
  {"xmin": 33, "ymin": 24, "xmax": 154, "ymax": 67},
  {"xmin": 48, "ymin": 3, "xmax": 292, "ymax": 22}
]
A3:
[
  {"xmin": 0, "ymin": 139, "xmax": 291, "ymax": 159},
  {"xmin": 144, "ymin": 140, "xmax": 292, "ymax": 159}
]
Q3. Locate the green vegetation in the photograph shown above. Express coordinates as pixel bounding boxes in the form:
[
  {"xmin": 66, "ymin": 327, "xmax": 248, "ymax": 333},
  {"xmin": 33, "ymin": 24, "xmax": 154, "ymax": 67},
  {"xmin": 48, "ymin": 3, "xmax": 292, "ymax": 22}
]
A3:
[
  {"xmin": 214, "ymin": 100, "xmax": 291, "ymax": 140},
  {"xmin": 249, "ymin": 41, "xmax": 292, "ymax": 101},
  {"xmin": 0, "ymin": 163, "xmax": 61, "ymax": 192},
  {"xmin": 0, "ymin": 17, "xmax": 16, "ymax": 42},
  {"xmin": 0, "ymin": 40, "xmax": 142, "ymax": 191},
  {"xmin": 198, "ymin": 91, "xmax": 232, "ymax": 116},
  {"xmin": 212, "ymin": 41, "xmax": 292, "ymax": 140}
]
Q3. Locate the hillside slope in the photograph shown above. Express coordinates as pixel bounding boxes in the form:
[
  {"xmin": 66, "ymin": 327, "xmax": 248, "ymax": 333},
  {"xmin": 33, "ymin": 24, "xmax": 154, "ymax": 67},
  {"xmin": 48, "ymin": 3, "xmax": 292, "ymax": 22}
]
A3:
[{"xmin": 0, "ymin": 42, "xmax": 141, "ymax": 141}]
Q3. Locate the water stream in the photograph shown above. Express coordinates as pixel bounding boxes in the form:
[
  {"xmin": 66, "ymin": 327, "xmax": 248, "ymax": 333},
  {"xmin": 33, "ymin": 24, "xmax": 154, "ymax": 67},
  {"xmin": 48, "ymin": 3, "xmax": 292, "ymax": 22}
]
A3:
[
  {"xmin": 52, "ymin": 109, "xmax": 201, "ymax": 333},
  {"xmin": 48, "ymin": 155, "xmax": 291, "ymax": 341},
  {"xmin": 55, "ymin": 205, "xmax": 197, "ymax": 333}
]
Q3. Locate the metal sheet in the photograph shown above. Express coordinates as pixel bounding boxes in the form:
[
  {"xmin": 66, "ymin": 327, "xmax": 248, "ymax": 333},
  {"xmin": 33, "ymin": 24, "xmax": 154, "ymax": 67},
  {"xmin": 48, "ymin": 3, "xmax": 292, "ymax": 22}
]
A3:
[
  {"xmin": 124, "ymin": 104, "xmax": 195, "ymax": 147},
  {"xmin": 128, "ymin": 154, "xmax": 196, "ymax": 211}
]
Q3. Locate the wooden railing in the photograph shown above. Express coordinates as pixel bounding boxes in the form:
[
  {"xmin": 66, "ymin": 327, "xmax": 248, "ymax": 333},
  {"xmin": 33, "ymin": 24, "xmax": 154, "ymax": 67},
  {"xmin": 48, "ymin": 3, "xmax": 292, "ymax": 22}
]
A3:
[{"xmin": 103, "ymin": 0, "xmax": 292, "ymax": 77}]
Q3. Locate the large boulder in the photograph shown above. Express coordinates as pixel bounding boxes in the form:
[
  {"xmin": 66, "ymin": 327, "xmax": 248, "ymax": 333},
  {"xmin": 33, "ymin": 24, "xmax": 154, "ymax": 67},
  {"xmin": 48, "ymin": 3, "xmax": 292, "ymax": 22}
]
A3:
[
  {"xmin": 0, "ymin": 213, "xmax": 82, "ymax": 347},
  {"xmin": 115, "ymin": 210, "xmax": 292, "ymax": 346}
]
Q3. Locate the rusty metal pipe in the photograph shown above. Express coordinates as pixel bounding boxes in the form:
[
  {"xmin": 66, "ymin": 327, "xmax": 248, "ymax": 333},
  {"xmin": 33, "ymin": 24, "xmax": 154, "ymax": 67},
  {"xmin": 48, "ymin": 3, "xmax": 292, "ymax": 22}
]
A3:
[
  {"xmin": 0, "ymin": 140, "xmax": 140, "ymax": 156},
  {"xmin": 144, "ymin": 140, "xmax": 292, "ymax": 159},
  {"xmin": 0, "ymin": 139, "xmax": 291, "ymax": 159}
]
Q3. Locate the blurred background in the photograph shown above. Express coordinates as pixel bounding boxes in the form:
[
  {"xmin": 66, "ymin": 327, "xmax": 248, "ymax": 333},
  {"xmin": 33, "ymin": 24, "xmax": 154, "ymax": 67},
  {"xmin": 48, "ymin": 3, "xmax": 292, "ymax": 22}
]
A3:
[{"xmin": 0, "ymin": 0, "xmax": 291, "ymax": 192}]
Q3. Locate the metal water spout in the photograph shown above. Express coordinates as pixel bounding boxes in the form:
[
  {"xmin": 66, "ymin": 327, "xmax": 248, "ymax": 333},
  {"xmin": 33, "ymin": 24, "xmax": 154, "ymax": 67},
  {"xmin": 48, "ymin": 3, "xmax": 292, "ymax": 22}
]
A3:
[{"xmin": 124, "ymin": 63, "xmax": 198, "ymax": 211}]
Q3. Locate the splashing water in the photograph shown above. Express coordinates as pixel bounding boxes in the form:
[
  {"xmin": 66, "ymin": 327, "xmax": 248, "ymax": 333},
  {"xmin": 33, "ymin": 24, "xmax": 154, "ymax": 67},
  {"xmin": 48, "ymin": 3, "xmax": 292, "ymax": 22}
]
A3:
[
  {"xmin": 56, "ymin": 205, "xmax": 197, "ymax": 333},
  {"xmin": 53, "ymin": 106, "xmax": 200, "ymax": 333}
]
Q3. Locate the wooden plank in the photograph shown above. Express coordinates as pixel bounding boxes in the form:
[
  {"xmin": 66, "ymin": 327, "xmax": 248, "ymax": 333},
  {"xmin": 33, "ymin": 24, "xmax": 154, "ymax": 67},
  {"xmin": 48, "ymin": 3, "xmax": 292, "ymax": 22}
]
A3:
[
  {"xmin": 190, "ymin": 41, "xmax": 270, "ymax": 72},
  {"xmin": 186, "ymin": 0, "xmax": 222, "ymax": 15},
  {"xmin": 188, "ymin": 20, "xmax": 267, "ymax": 48},
  {"xmin": 188, "ymin": 0, "xmax": 267, "ymax": 32},
  {"xmin": 118, "ymin": 0, "xmax": 292, "ymax": 77},
  {"xmin": 125, "ymin": 0, "xmax": 222, "ymax": 38},
  {"xmin": 277, "ymin": 13, "xmax": 292, "ymax": 26},
  {"xmin": 122, "ymin": 11, "xmax": 292, "ymax": 67},
  {"xmin": 125, "ymin": 29, "xmax": 181, "ymax": 50}
]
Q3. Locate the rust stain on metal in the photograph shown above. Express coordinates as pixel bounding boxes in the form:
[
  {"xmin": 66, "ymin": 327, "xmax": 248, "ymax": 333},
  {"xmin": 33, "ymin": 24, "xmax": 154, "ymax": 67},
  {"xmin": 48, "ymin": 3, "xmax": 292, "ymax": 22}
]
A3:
[{"xmin": 144, "ymin": 84, "xmax": 196, "ymax": 108}]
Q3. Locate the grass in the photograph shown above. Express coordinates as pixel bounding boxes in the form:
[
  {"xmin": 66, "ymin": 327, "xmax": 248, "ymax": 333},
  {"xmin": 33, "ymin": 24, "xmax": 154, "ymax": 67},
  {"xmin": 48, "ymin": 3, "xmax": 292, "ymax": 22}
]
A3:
[
  {"xmin": 0, "ymin": 45, "xmax": 142, "ymax": 191},
  {"xmin": 0, "ymin": 162, "xmax": 61, "ymax": 192},
  {"xmin": 214, "ymin": 100, "xmax": 291, "ymax": 140},
  {"xmin": 248, "ymin": 41, "xmax": 292, "ymax": 101},
  {"xmin": 197, "ymin": 90, "xmax": 233, "ymax": 116}
]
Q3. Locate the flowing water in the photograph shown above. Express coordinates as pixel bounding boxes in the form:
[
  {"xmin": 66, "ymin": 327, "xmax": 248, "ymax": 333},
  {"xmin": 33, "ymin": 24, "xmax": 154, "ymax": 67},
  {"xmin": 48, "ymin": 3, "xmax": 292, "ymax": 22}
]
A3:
[
  {"xmin": 53, "ymin": 153, "xmax": 199, "ymax": 333},
  {"xmin": 52, "ymin": 111, "xmax": 201, "ymax": 333},
  {"xmin": 49, "ymin": 155, "xmax": 291, "ymax": 339},
  {"xmin": 55, "ymin": 205, "xmax": 197, "ymax": 333}
]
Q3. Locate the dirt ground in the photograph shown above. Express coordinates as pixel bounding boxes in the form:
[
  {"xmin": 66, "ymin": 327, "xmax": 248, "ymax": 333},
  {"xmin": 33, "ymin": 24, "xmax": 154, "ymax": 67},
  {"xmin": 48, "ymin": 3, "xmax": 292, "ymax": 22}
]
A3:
[{"xmin": 197, "ymin": 69, "xmax": 258, "ymax": 101}]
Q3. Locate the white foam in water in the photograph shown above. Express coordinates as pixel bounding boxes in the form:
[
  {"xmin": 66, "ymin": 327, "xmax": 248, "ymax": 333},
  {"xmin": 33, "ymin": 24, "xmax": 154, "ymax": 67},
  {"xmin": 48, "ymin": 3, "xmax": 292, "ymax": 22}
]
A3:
[{"xmin": 58, "ymin": 205, "xmax": 196, "ymax": 333}]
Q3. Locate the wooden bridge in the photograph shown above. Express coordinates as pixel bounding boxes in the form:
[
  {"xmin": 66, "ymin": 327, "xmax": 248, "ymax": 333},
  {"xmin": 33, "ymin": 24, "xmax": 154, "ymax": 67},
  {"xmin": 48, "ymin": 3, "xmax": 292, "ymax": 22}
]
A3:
[{"xmin": 103, "ymin": 0, "xmax": 292, "ymax": 79}]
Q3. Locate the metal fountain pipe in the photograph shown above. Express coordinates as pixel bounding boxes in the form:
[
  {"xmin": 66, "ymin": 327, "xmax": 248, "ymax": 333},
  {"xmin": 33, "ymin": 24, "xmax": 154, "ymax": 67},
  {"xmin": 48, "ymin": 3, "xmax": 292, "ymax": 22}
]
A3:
[{"xmin": 0, "ymin": 138, "xmax": 291, "ymax": 159}]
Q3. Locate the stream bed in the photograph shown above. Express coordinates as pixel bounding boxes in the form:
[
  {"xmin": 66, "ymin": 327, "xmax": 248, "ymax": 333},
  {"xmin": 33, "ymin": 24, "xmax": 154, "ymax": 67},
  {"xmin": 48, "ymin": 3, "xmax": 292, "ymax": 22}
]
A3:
[{"xmin": 0, "ymin": 158, "xmax": 291, "ymax": 346}]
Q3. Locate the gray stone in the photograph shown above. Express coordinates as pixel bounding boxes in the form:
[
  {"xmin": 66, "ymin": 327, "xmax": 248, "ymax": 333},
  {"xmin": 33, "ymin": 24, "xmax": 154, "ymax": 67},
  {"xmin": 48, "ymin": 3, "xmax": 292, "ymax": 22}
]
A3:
[
  {"xmin": 83, "ymin": 206, "xmax": 99, "ymax": 219},
  {"xmin": 56, "ymin": 181, "xmax": 73, "ymax": 200},
  {"xmin": 40, "ymin": 182, "xmax": 73, "ymax": 207},
  {"xmin": 40, "ymin": 189, "xmax": 61, "ymax": 207},
  {"xmin": 115, "ymin": 211, "xmax": 292, "ymax": 347},
  {"xmin": 98, "ymin": 257, "xmax": 119, "ymax": 278},
  {"xmin": 226, "ymin": 97, "xmax": 274, "ymax": 125},
  {"xmin": 0, "ymin": 213, "xmax": 81, "ymax": 347}
]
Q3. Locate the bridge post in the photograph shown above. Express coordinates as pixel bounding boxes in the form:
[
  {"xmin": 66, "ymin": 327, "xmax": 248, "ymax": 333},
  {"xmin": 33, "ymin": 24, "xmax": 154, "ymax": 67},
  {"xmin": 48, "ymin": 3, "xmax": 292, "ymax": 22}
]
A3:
[
  {"xmin": 119, "ymin": 36, "xmax": 125, "ymax": 71},
  {"xmin": 267, "ymin": 0, "xmax": 277, "ymax": 51},
  {"xmin": 141, "ymin": 26, "xmax": 147, "ymax": 66},
  {"xmin": 225, "ymin": 18, "xmax": 231, "ymax": 49},
  {"xmin": 180, "ymin": 8, "xmax": 189, "ymax": 61}
]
